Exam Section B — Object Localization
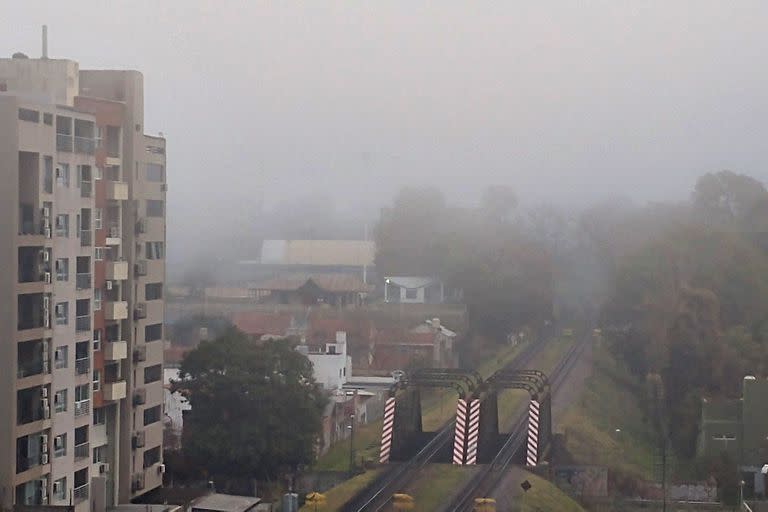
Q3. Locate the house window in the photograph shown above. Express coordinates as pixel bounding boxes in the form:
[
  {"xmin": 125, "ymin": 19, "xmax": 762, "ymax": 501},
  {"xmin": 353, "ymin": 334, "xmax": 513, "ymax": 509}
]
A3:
[
  {"xmin": 55, "ymin": 214, "xmax": 69, "ymax": 237},
  {"xmin": 93, "ymin": 369, "xmax": 101, "ymax": 392},
  {"xmin": 145, "ymin": 283, "xmax": 162, "ymax": 301},
  {"xmin": 53, "ymin": 477, "xmax": 66, "ymax": 501},
  {"xmin": 43, "ymin": 157, "xmax": 53, "ymax": 193},
  {"xmin": 405, "ymin": 288, "xmax": 418, "ymax": 300},
  {"xmin": 55, "ymin": 302, "xmax": 69, "ymax": 325},
  {"xmin": 146, "ymin": 200, "xmax": 164, "ymax": 217},
  {"xmin": 55, "ymin": 258, "xmax": 69, "ymax": 281},
  {"xmin": 143, "ymin": 405, "xmax": 161, "ymax": 426},
  {"xmin": 93, "ymin": 330, "xmax": 101, "ymax": 352},
  {"xmin": 94, "ymin": 247, "xmax": 105, "ymax": 261},
  {"xmin": 145, "ymin": 323, "xmax": 163, "ymax": 342},
  {"xmin": 43, "ymin": 113, "xmax": 53, "ymax": 126},
  {"xmin": 54, "ymin": 389, "xmax": 67, "ymax": 413},
  {"xmin": 56, "ymin": 163, "xmax": 70, "ymax": 187},
  {"xmin": 146, "ymin": 241, "xmax": 164, "ymax": 260},
  {"xmin": 144, "ymin": 364, "xmax": 162, "ymax": 384},
  {"xmin": 93, "ymin": 407, "xmax": 106, "ymax": 425},
  {"xmin": 93, "ymin": 445, "xmax": 106, "ymax": 464},
  {"xmin": 53, "ymin": 434, "xmax": 67, "ymax": 458},
  {"xmin": 18, "ymin": 108, "xmax": 40, "ymax": 123},
  {"xmin": 143, "ymin": 445, "xmax": 161, "ymax": 468},
  {"xmin": 146, "ymin": 163, "xmax": 164, "ymax": 182},
  {"xmin": 94, "ymin": 208, "xmax": 102, "ymax": 230},
  {"xmin": 54, "ymin": 346, "xmax": 68, "ymax": 369},
  {"xmin": 93, "ymin": 288, "xmax": 102, "ymax": 311}
]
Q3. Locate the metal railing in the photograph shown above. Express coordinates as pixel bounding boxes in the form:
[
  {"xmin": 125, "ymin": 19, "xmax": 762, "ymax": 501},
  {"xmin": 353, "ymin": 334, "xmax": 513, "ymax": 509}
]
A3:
[
  {"xmin": 73, "ymin": 483, "xmax": 89, "ymax": 503},
  {"xmin": 74, "ymin": 442, "xmax": 89, "ymax": 460},
  {"xmin": 75, "ymin": 315, "xmax": 91, "ymax": 332},
  {"xmin": 80, "ymin": 180, "xmax": 92, "ymax": 198},
  {"xmin": 107, "ymin": 225, "xmax": 120, "ymax": 238},
  {"xmin": 74, "ymin": 136, "xmax": 95, "ymax": 154},
  {"xmin": 75, "ymin": 273, "xmax": 91, "ymax": 290},
  {"xmin": 56, "ymin": 134, "xmax": 73, "ymax": 152},
  {"xmin": 80, "ymin": 229, "xmax": 92, "ymax": 247},
  {"xmin": 75, "ymin": 357, "xmax": 90, "ymax": 375},
  {"xmin": 74, "ymin": 399, "xmax": 90, "ymax": 418}
]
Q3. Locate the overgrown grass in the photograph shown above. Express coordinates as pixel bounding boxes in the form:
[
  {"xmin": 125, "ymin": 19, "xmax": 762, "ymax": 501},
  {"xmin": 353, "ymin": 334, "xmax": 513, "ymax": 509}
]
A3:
[
  {"xmin": 558, "ymin": 346, "xmax": 657, "ymax": 479},
  {"xmin": 406, "ymin": 464, "xmax": 476, "ymax": 510},
  {"xmin": 298, "ymin": 468, "xmax": 384, "ymax": 511},
  {"xmin": 517, "ymin": 472, "xmax": 586, "ymax": 512}
]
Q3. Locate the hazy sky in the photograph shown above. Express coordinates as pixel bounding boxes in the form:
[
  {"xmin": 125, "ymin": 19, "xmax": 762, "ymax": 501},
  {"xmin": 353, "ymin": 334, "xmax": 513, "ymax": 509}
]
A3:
[{"xmin": 4, "ymin": 1, "xmax": 768, "ymax": 248}]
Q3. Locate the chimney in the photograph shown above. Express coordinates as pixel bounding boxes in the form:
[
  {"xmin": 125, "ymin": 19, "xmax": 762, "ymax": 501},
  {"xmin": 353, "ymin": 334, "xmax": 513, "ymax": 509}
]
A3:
[{"xmin": 42, "ymin": 25, "xmax": 48, "ymax": 59}]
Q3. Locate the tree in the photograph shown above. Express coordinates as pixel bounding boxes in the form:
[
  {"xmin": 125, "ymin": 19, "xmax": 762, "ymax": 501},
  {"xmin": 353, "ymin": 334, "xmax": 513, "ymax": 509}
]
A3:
[
  {"xmin": 693, "ymin": 170, "xmax": 768, "ymax": 228},
  {"xmin": 173, "ymin": 328, "xmax": 327, "ymax": 480}
]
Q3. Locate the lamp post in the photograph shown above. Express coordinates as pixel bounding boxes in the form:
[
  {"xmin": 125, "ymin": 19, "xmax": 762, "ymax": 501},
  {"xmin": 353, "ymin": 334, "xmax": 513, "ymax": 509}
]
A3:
[{"xmin": 348, "ymin": 413, "xmax": 356, "ymax": 476}]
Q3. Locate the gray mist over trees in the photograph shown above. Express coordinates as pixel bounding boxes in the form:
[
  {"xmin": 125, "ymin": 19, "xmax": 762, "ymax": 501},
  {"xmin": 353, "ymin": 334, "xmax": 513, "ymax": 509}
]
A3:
[{"xmin": 4, "ymin": 2, "xmax": 768, "ymax": 276}]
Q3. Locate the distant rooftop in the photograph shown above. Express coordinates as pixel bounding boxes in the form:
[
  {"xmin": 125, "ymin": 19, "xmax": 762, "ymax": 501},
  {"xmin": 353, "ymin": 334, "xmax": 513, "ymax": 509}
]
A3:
[{"xmin": 191, "ymin": 494, "xmax": 261, "ymax": 512}]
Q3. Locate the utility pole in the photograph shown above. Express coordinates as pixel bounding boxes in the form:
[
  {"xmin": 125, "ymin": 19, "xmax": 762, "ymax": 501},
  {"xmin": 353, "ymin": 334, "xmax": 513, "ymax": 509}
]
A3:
[{"xmin": 348, "ymin": 412, "xmax": 356, "ymax": 477}]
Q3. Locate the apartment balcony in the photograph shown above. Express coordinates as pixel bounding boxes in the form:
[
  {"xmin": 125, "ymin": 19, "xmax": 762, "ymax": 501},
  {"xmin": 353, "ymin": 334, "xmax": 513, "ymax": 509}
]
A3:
[
  {"xmin": 104, "ymin": 301, "xmax": 128, "ymax": 321},
  {"xmin": 73, "ymin": 484, "xmax": 89, "ymax": 504},
  {"xmin": 74, "ymin": 442, "xmax": 89, "ymax": 461},
  {"xmin": 74, "ymin": 399, "xmax": 90, "ymax": 418},
  {"xmin": 103, "ymin": 380, "xmax": 127, "ymax": 401},
  {"xmin": 105, "ymin": 226, "xmax": 121, "ymax": 246},
  {"xmin": 75, "ymin": 357, "xmax": 90, "ymax": 375},
  {"xmin": 56, "ymin": 133, "xmax": 72, "ymax": 152},
  {"xmin": 75, "ymin": 315, "xmax": 91, "ymax": 333},
  {"xmin": 17, "ymin": 358, "xmax": 47, "ymax": 379},
  {"xmin": 80, "ymin": 180, "xmax": 92, "ymax": 198},
  {"xmin": 105, "ymin": 260, "xmax": 128, "ymax": 281},
  {"xmin": 104, "ymin": 340, "xmax": 127, "ymax": 361},
  {"xmin": 74, "ymin": 136, "xmax": 95, "ymax": 155},
  {"xmin": 106, "ymin": 181, "xmax": 128, "ymax": 201}
]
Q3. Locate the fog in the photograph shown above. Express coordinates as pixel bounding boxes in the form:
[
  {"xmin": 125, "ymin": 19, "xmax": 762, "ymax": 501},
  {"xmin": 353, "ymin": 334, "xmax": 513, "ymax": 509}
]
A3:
[{"xmin": 4, "ymin": 1, "xmax": 768, "ymax": 267}]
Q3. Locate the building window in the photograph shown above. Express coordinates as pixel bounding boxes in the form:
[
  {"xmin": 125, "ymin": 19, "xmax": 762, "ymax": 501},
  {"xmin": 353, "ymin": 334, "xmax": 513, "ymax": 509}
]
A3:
[
  {"xmin": 55, "ymin": 214, "xmax": 69, "ymax": 237},
  {"xmin": 144, "ymin": 364, "xmax": 162, "ymax": 384},
  {"xmin": 54, "ymin": 389, "xmax": 67, "ymax": 413},
  {"xmin": 43, "ymin": 157, "xmax": 53, "ymax": 193},
  {"xmin": 54, "ymin": 346, "xmax": 68, "ymax": 369},
  {"xmin": 93, "ymin": 329, "xmax": 101, "ymax": 352},
  {"xmin": 93, "ymin": 369, "xmax": 101, "ymax": 391},
  {"xmin": 145, "ymin": 323, "xmax": 163, "ymax": 342},
  {"xmin": 93, "ymin": 288, "xmax": 102, "ymax": 311},
  {"xmin": 146, "ymin": 164, "xmax": 164, "ymax": 182},
  {"xmin": 94, "ymin": 208, "xmax": 102, "ymax": 230},
  {"xmin": 18, "ymin": 108, "xmax": 40, "ymax": 123},
  {"xmin": 94, "ymin": 247, "xmax": 105, "ymax": 261},
  {"xmin": 143, "ymin": 445, "xmax": 161, "ymax": 468},
  {"xmin": 53, "ymin": 434, "xmax": 67, "ymax": 458},
  {"xmin": 405, "ymin": 288, "xmax": 418, "ymax": 300},
  {"xmin": 55, "ymin": 302, "xmax": 69, "ymax": 325},
  {"xmin": 93, "ymin": 407, "xmax": 106, "ymax": 426},
  {"xmin": 146, "ymin": 200, "xmax": 164, "ymax": 217},
  {"xmin": 145, "ymin": 283, "xmax": 163, "ymax": 301},
  {"xmin": 93, "ymin": 445, "xmax": 106, "ymax": 464},
  {"xmin": 55, "ymin": 258, "xmax": 69, "ymax": 281},
  {"xmin": 52, "ymin": 477, "xmax": 66, "ymax": 501},
  {"xmin": 43, "ymin": 113, "xmax": 53, "ymax": 126},
  {"xmin": 74, "ymin": 384, "xmax": 89, "ymax": 403},
  {"xmin": 143, "ymin": 406, "xmax": 161, "ymax": 426},
  {"xmin": 146, "ymin": 242, "xmax": 164, "ymax": 260},
  {"xmin": 56, "ymin": 163, "xmax": 70, "ymax": 187}
]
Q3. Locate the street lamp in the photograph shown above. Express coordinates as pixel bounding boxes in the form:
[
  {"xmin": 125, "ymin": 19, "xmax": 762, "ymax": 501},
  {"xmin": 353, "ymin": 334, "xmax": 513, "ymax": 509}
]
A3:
[
  {"xmin": 348, "ymin": 414, "xmax": 356, "ymax": 476},
  {"xmin": 384, "ymin": 278, "xmax": 391, "ymax": 303}
]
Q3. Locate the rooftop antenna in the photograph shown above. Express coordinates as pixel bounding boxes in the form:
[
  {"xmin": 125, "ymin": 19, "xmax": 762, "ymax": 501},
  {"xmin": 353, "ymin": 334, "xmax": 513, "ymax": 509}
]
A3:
[{"xmin": 42, "ymin": 25, "xmax": 48, "ymax": 59}]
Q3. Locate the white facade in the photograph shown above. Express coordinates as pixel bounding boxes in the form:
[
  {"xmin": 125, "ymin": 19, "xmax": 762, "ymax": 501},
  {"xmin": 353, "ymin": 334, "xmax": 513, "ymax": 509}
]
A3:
[
  {"xmin": 301, "ymin": 332, "xmax": 352, "ymax": 390},
  {"xmin": 163, "ymin": 368, "xmax": 189, "ymax": 448}
]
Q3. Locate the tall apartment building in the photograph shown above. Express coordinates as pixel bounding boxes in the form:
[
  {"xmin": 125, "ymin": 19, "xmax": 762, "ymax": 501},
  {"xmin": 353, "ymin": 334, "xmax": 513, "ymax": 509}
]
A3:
[{"xmin": 0, "ymin": 50, "xmax": 166, "ymax": 511}]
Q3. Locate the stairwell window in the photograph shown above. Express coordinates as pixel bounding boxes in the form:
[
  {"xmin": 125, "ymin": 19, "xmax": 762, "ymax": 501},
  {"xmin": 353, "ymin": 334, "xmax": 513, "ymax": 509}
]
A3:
[
  {"xmin": 146, "ymin": 242, "xmax": 164, "ymax": 260},
  {"xmin": 145, "ymin": 283, "xmax": 162, "ymax": 301}
]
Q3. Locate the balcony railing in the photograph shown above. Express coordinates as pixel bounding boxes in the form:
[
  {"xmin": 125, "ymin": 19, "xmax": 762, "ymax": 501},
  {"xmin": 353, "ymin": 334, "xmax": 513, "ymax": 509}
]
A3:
[
  {"xmin": 75, "ymin": 315, "xmax": 91, "ymax": 333},
  {"xmin": 74, "ymin": 399, "xmax": 90, "ymax": 418},
  {"xmin": 80, "ymin": 180, "xmax": 92, "ymax": 198},
  {"xmin": 73, "ymin": 483, "xmax": 89, "ymax": 503},
  {"xmin": 17, "ymin": 359, "xmax": 45, "ymax": 379},
  {"xmin": 80, "ymin": 230, "xmax": 92, "ymax": 247},
  {"xmin": 16, "ymin": 453, "xmax": 43, "ymax": 473},
  {"xmin": 74, "ymin": 136, "xmax": 95, "ymax": 154},
  {"xmin": 75, "ymin": 357, "xmax": 90, "ymax": 375},
  {"xmin": 75, "ymin": 273, "xmax": 91, "ymax": 290},
  {"xmin": 74, "ymin": 442, "xmax": 89, "ymax": 460},
  {"xmin": 18, "ymin": 403, "xmax": 47, "ymax": 425},
  {"xmin": 56, "ymin": 133, "xmax": 72, "ymax": 152}
]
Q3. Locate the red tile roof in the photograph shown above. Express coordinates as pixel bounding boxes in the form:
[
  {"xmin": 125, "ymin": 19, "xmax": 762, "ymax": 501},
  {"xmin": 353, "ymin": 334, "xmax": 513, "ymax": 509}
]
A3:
[
  {"xmin": 231, "ymin": 311, "xmax": 293, "ymax": 337},
  {"xmin": 254, "ymin": 273, "xmax": 373, "ymax": 293}
]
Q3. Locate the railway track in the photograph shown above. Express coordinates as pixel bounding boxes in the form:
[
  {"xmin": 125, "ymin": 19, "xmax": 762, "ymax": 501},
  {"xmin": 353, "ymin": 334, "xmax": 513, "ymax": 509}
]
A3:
[
  {"xmin": 443, "ymin": 332, "xmax": 590, "ymax": 512},
  {"xmin": 340, "ymin": 334, "xmax": 552, "ymax": 512}
]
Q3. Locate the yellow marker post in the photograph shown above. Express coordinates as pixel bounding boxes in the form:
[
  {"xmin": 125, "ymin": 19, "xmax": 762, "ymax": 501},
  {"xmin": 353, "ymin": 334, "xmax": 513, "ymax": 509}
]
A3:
[
  {"xmin": 392, "ymin": 493, "xmax": 415, "ymax": 511},
  {"xmin": 473, "ymin": 497, "xmax": 496, "ymax": 512},
  {"xmin": 305, "ymin": 492, "xmax": 326, "ymax": 512}
]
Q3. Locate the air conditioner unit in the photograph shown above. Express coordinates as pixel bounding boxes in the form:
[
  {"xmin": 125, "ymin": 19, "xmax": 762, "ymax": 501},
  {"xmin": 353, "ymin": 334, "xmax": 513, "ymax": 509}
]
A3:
[
  {"xmin": 42, "ymin": 398, "xmax": 49, "ymax": 409},
  {"xmin": 158, "ymin": 463, "xmax": 166, "ymax": 474},
  {"xmin": 132, "ymin": 430, "xmax": 146, "ymax": 448},
  {"xmin": 55, "ymin": 304, "xmax": 64, "ymax": 316},
  {"xmin": 43, "ymin": 405, "xmax": 50, "ymax": 419},
  {"xmin": 52, "ymin": 480, "xmax": 61, "ymax": 494},
  {"xmin": 54, "ymin": 435, "xmax": 63, "ymax": 450},
  {"xmin": 136, "ymin": 218, "xmax": 146, "ymax": 234},
  {"xmin": 41, "ymin": 453, "xmax": 49, "ymax": 465},
  {"xmin": 99, "ymin": 463, "xmax": 110, "ymax": 474},
  {"xmin": 134, "ymin": 302, "xmax": 147, "ymax": 319},
  {"xmin": 44, "ymin": 226, "xmax": 52, "ymax": 238},
  {"xmin": 109, "ymin": 226, "xmax": 120, "ymax": 238},
  {"xmin": 42, "ymin": 206, "xmax": 50, "ymax": 218},
  {"xmin": 55, "ymin": 166, "xmax": 63, "ymax": 179},
  {"xmin": 135, "ymin": 260, "xmax": 148, "ymax": 276},
  {"xmin": 40, "ymin": 434, "xmax": 48, "ymax": 450},
  {"xmin": 44, "ymin": 314, "xmax": 50, "ymax": 329},
  {"xmin": 41, "ymin": 249, "xmax": 50, "ymax": 262},
  {"xmin": 44, "ymin": 272, "xmax": 52, "ymax": 284},
  {"xmin": 43, "ymin": 296, "xmax": 50, "ymax": 309},
  {"xmin": 41, "ymin": 387, "xmax": 48, "ymax": 398},
  {"xmin": 106, "ymin": 280, "xmax": 113, "ymax": 290}
]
